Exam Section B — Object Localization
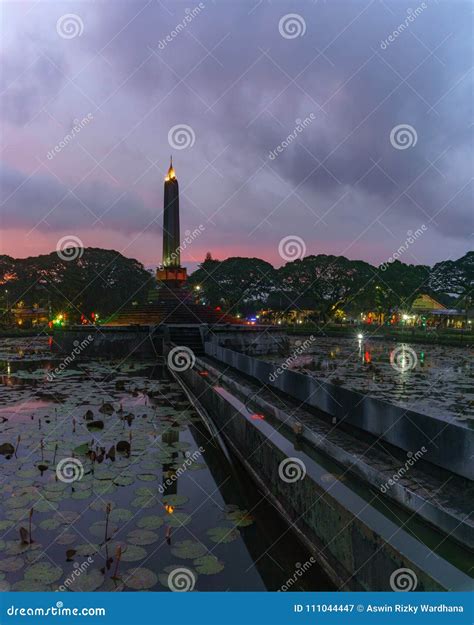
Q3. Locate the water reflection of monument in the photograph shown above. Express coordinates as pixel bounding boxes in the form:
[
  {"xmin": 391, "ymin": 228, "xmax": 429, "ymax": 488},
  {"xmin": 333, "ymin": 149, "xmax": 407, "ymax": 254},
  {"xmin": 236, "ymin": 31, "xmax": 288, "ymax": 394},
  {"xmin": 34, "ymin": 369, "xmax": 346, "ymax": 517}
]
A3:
[{"xmin": 161, "ymin": 427, "xmax": 179, "ymax": 504}]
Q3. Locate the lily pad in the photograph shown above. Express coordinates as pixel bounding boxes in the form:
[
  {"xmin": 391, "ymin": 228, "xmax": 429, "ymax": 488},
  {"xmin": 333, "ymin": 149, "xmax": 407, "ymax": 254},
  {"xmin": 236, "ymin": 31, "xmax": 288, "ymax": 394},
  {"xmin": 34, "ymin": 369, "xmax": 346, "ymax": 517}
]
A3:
[
  {"xmin": 40, "ymin": 518, "xmax": 61, "ymax": 531},
  {"xmin": 137, "ymin": 515, "xmax": 164, "ymax": 530},
  {"xmin": 207, "ymin": 527, "xmax": 239, "ymax": 544},
  {"xmin": 123, "ymin": 567, "xmax": 157, "ymax": 590},
  {"xmin": 162, "ymin": 494, "xmax": 189, "ymax": 507},
  {"xmin": 193, "ymin": 555, "xmax": 225, "ymax": 575},
  {"xmin": 119, "ymin": 544, "xmax": 147, "ymax": 562},
  {"xmin": 68, "ymin": 569, "xmax": 104, "ymax": 592},
  {"xmin": 25, "ymin": 562, "xmax": 62, "ymax": 584},
  {"xmin": 0, "ymin": 557, "xmax": 24, "ymax": 572},
  {"xmin": 75, "ymin": 544, "xmax": 99, "ymax": 557},
  {"xmin": 137, "ymin": 473, "xmax": 156, "ymax": 481},
  {"xmin": 131, "ymin": 496, "xmax": 155, "ymax": 509},
  {"xmin": 126, "ymin": 529, "xmax": 158, "ymax": 546},
  {"xmin": 89, "ymin": 521, "xmax": 118, "ymax": 539},
  {"xmin": 171, "ymin": 540, "xmax": 207, "ymax": 560},
  {"xmin": 12, "ymin": 579, "xmax": 50, "ymax": 591},
  {"xmin": 113, "ymin": 475, "xmax": 134, "ymax": 487},
  {"xmin": 225, "ymin": 508, "xmax": 254, "ymax": 527},
  {"xmin": 110, "ymin": 508, "xmax": 133, "ymax": 522},
  {"xmin": 73, "ymin": 443, "xmax": 90, "ymax": 455}
]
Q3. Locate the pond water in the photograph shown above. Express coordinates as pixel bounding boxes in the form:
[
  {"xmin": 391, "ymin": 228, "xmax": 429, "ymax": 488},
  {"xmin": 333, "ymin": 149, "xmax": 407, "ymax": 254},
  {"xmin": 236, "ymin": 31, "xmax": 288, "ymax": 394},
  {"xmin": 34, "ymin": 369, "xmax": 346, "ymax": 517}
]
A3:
[
  {"xmin": 0, "ymin": 337, "xmax": 334, "ymax": 592},
  {"xmin": 269, "ymin": 336, "xmax": 473, "ymax": 422}
]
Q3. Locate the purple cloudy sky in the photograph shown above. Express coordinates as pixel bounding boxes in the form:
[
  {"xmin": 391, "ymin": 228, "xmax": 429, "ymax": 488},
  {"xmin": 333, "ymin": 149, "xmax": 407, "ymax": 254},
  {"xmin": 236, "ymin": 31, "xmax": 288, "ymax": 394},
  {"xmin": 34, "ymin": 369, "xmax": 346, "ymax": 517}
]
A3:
[{"xmin": 0, "ymin": 0, "xmax": 472, "ymax": 270}]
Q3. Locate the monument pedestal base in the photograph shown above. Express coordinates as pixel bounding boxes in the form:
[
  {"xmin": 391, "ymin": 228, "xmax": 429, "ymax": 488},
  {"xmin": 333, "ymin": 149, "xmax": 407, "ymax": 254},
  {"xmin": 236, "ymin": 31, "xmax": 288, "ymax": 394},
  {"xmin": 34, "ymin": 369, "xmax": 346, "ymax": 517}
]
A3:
[{"xmin": 156, "ymin": 267, "xmax": 187, "ymax": 286}]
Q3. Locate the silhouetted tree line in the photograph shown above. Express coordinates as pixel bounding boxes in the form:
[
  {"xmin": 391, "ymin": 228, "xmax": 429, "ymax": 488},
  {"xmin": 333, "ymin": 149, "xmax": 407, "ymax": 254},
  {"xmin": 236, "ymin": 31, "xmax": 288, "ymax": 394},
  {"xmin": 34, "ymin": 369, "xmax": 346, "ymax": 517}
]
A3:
[
  {"xmin": 0, "ymin": 248, "xmax": 471, "ymax": 323},
  {"xmin": 188, "ymin": 251, "xmax": 473, "ymax": 319},
  {"xmin": 0, "ymin": 248, "xmax": 153, "ymax": 322}
]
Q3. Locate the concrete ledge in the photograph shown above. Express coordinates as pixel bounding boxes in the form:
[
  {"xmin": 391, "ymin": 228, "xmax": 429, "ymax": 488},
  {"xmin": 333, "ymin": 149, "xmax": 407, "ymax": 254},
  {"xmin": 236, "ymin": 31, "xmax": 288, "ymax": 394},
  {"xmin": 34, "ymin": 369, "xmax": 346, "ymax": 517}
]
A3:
[
  {"xmin": 174, "ymin": 359, "xmax": 472, "ymax": 591},
  {"xmin": 52, "ymin": 326, "xmax": 163, "ymax": 358},
  {"xmin": 204, "ymin": 343, "xmax": 474, "ymax": 481},
  {"xmin": 198, "ymin": 358, "xmax": 473, "ymax": 549}
]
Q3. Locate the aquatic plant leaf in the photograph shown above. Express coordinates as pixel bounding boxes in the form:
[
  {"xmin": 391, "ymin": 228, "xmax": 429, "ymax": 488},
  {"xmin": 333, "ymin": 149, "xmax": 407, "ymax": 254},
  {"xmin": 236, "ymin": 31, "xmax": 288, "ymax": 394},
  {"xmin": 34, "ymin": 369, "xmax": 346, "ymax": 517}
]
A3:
[
  {"xmin": 110, "ymin": 508, "xmax": 133, "ymax": 522},
  {"xmin": 126, "ymin": 530, "xmax": 158, "ymax": 546},
  {"xmin": 131, "ymin": 496, "xmax": 155, "ymax": 509},
  {"xmin": 5, "ymin": 539, "xmax": 41, "ymax": 556},
  {"xmin": 123, "ymin": 567, "xmax": 158, "ymax": 590},
  {"xmin": 39, "ymin": 518, "xmax": 61, "ymax": 531},
  {"xmin": 0, "ymin": 557, "xmax": 24, "ymax": 572},
  {"xmin": 162, "ymin": 494, "xmax": 189, "ymax": 507},
  {"xmin": 119, "ymin": 544, "xmax": 147, "ymax": 562},
  {"xmin": 73, "ymin": 443, "xmax": 90, "ymax": 455},
  {"xmin": 225, "ymin": 509, "xmax": 254, "ymax": 527},
  {"xmin": 34, "ymin": 500, "xmax": 59, "ymax": 513},
  {"xmin": 171, "ymin": 540, "xmax": 207, "ymax": 560},
  {"xmin": 12, "ymin": 579, "xmax": 50, "ymax": 591},
  {"xmin": 113, "ymin": 475, "xmax": 134, "ymax": 487},
  {"xmin": 89, "ymin": 522, "xmax": 118, "ymax": 539},
  {"xmin": 25, "ymin": 562, "xmax": 62, "ymax": 583},
  {"xmin": 75, "ymin": 544, "xmax": 99, "ymax": 557},
  {"xmin": 136, "ymin": 516, "xmax": 164, "ymax": 530},
  {"xmin": 68, "ymin": 569, "xmax": 104, "ymax": 592},
  {"xmin": 207, "ymin": 527, "xmax": 239, "ymax": 544},
  {"xmin": 135, "ymin": 487, "xmax": 155, "ymax": 498},
  {"xmin": 137, "ymin": 473, "xmax": 156, "ymax": 481},
  {"xmin": 56, "ymin": 533, "xmax": 77, "ymax": 546},
  {"xmin": 193, "ymin": 555, "xmax": 225, "ymax": 575}
]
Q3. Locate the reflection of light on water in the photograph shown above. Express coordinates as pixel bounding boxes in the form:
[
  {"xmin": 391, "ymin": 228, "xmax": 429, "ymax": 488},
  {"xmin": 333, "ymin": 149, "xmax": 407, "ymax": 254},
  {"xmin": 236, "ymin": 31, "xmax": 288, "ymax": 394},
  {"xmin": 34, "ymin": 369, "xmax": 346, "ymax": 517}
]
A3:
[{"xmin": 7, "ymin": 362, "xmax": 11, "ymax": 377}]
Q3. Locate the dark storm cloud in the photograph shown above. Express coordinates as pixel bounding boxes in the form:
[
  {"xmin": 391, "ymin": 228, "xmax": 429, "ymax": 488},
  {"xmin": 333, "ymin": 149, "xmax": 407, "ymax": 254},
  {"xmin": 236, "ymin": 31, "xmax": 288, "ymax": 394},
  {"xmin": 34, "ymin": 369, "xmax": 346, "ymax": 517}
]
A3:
[
  {"xmin": 0, "ymin": 162, "xmax": 158, "ymax": 234},
  {"xmin": 92, "ymin": 1, "xmax": 472, "ymax": 236},
  {"xmin": 1, "ymin": 0, "xmax": 472, "ymax": 264}
]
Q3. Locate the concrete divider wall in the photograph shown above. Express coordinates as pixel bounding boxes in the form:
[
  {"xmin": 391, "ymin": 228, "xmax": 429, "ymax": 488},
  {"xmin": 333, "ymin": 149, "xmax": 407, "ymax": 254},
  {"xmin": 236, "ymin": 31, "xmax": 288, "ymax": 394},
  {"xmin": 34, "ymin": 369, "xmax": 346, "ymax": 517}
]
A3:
[
  {"xmin": 53, "ymin": 326, "xmax": 163, "ymax": 358},
  {"xmin": 204, "ymin": 342, "xmax": 473, "ymax": 481},
  {"xmin": 175, "ymin": 361, "xmax": 470, "ymax": 591}
]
